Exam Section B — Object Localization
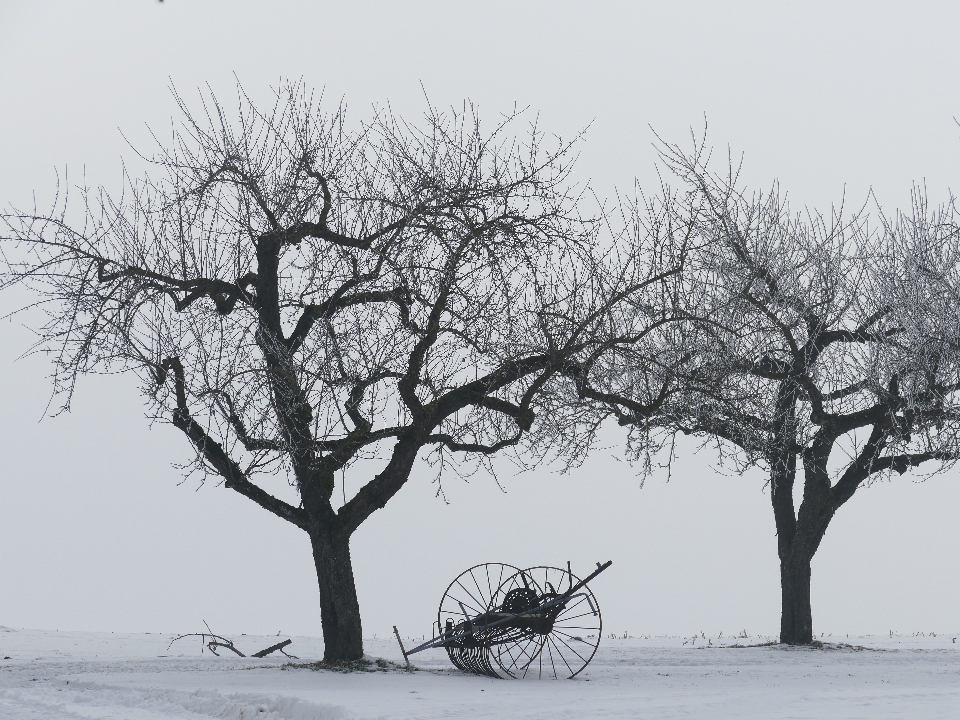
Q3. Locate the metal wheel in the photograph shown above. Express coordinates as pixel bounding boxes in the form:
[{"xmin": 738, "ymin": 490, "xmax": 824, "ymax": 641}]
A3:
[
  {"xmin": 438, "ymin": 563, "xmax": 520, "ymax": 678},
  {"xmin": 490, "ymin": 565, "xmax": 602, "ymax": 679}
]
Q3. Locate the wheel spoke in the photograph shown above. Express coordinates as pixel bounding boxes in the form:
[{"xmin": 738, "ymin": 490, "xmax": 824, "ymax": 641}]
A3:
[
  {"xmin": 513, "ymin": 638, "xmax": 542, "ymax": 667},
  {"xmin": 498, "ymin": 642, "xmax": 520, "ymax": 676},
  {"xmin": 454, "ymin": 578, "xmax": 486, "ymax": 614},
  {"xmin": 469, "ymin": 570, "xmax": 489, "ymax": 609},
  {"xmin": 501, "ymin": 635, "xmax": 540, "ymax": 675},
  {"xmin": 553, "ymin": 610, "xmax": 598, "ymax": 623},
  {"xmin": 519, "ymin": 637, "xmax": 545, "ymax": 677},
  {"xmin": 557, "ymin": 594, "xmax": 588, "ymax": 612},
  {"xmin": 551, "ymin": 631, "xmax": 589, "ymax": 663},
  {"xmin": 554, "ymin": 629, "xmax": 597, "ymax": 642},
  {"xmin": 544, "ymin": 634, "xmax": 558, "ymax": 678},
  {"xmin": 552, "ymin": 625, "xmax": 601, "ymax": 631},
  {"xmin": 493, "ymin": 632, "xmax": 542, "ymax": 675},
  {"xmin": 547, "ymin": 635, "xmax": 577, "ymax": 677}
]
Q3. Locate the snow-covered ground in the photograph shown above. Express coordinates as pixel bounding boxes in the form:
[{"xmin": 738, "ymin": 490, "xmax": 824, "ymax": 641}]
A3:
[{"xmin": 1, "ymin": 627, "xmax": 958, "ymax": 719}]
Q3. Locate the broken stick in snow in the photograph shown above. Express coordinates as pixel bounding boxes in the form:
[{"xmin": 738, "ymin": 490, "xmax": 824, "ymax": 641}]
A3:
[
  {"xmin": 252, "ymin": 639, "xmax": 294, "ymax": 658},
  {"xmin": 393, "ymin": 626, "xmax": 412, "ymax": 671},
  {"xmin": 167, "ymin": 621, "xmax": 296, "ymax": 659},
  {"xmin": 167, "ymin": 632, "xmax": 245, "ymax": 657}
]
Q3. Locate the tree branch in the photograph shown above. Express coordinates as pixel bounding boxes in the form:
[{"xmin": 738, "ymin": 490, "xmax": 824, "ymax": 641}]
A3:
[
  {"xmin": 212, "ymin": 390, "xmax": 282, "ymax": 452},
  {"xmin": 158, "ymin": 357, "xmax": 309, "ymax": 529},
  {"xmin": 96, "ymin": 261, "xmax": 254, "ymax": 315},
  {"xmin": 427, "ymin": 431, "xmax": 523, "ymax": 455},
  {"xmin": 286, "ymin": 288, "xmax": 411, "ymax": 353}
]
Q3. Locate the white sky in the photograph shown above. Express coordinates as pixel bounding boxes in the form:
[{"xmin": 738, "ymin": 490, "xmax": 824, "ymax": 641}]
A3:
[{"xmin": 1, "ymin": 1, "xmax": 959, "ymax": 640}]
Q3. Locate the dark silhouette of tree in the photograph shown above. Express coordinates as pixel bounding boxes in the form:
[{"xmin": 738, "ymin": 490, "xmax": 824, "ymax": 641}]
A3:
[
  {"xmin": 1, "ymin": 82, "xmax": 683, "ymax": 660},
  {"xmin": 586, "ymin": 139, "xmax": 960, "ymax": 645}
]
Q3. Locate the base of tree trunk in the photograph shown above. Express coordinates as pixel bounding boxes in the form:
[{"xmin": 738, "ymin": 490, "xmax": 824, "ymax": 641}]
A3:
[
  {"xmin": 779, "ymin": 553, "xmax": 814, "ymax": 645},
  {"xmin": 310, "ymin": 531, "xmax": 364, "ymax": 662}
]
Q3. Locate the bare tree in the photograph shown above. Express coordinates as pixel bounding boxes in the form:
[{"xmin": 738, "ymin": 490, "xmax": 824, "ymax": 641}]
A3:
[
  {"xmin": 0, "ymin": 82, "xmax": 681, "ymax": 661},
  {"xmin": 589, "ymin": 139, "xmax": 960, "ymax": 645}
]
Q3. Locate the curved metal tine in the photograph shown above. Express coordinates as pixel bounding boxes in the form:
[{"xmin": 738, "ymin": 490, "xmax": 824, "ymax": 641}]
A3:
[
  {"xmin": 464, "ymin": 647, "xmax": 483, "ymax": 676},
  {"xmin": 458, "ymin": 648, "xmax": 474, "ymax": 674},
  {"xmin": 482, "ymin": 647, "xmax": 500, "ymax": 678},
  {"xmin": 453, "ymin": 645, "xmax": 498, "ymax": 678},
  {"xmin": 452, "ymin": 649, "xmax": 471, "ymax": 674}
]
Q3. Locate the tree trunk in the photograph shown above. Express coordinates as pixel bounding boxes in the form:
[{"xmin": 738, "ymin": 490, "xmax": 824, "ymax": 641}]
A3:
[
  {"xmin": 310, "ymin": 529, "xmax": 363, "ymax": 662},
  {"xmin": 779, "ymin": 550, "xmax": 813, "ymax": 645}
]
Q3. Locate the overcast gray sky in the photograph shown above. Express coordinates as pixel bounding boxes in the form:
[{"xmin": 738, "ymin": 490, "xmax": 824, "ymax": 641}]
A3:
[{"xmin": 1, "ymin": 1, "xmax": 959, "ymax": 640}]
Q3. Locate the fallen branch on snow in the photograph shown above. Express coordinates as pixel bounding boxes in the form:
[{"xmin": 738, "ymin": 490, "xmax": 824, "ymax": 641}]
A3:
[{"xmin": 168, "ymin": 621, "xmax": 297, "ymax": 659}]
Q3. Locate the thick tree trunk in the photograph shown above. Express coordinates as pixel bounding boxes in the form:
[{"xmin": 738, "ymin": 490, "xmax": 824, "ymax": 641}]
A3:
[
  {"xmin": 310, "ymin": 529, "xmax": 363, "ymax": 662},
  {"xmin": 778, "ymin": 550, "xmax": 813, "ymax": 645}
]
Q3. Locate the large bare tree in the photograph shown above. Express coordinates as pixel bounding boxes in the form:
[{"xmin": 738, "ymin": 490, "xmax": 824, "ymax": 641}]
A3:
[
  {"xmin": 1, "ymin": 83, "xmax": 682, "ymax": 660},
  {"xmin": 589, "ymin": 140, "xmax": 960, "ymax": 645}
]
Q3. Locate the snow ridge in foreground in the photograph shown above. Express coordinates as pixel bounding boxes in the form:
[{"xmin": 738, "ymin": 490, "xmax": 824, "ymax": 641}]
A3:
[{"xmin": 2, "ymin": 683, "xmax": 350, "ymax": 720}]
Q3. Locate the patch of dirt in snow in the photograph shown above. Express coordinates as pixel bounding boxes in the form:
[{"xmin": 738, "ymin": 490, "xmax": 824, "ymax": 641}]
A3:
[{"xmin": 284, "ymin": 655, "xmax": 410, "ymax": 674}]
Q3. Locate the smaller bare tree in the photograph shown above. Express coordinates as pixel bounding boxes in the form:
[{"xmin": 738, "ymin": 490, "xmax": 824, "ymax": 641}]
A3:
[
  {"xmin": 1, "ymin": 82, "xmax": 683, "ymax": 661},
  {"xmin": 587, "ymin": 139, "xmax": 960, "ymax": 645}
]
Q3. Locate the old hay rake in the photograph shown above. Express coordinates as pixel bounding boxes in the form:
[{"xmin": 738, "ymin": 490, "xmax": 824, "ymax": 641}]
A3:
[{"xmin": 394, "ymin": 560, "xmax": 611, "ymax": 679}]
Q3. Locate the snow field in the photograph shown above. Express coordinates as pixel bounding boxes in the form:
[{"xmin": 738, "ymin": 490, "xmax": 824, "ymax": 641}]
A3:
[{"xmin": 1, "ymin": 629, "xmax": 959, "ymax": 719}]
